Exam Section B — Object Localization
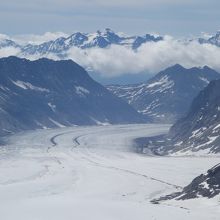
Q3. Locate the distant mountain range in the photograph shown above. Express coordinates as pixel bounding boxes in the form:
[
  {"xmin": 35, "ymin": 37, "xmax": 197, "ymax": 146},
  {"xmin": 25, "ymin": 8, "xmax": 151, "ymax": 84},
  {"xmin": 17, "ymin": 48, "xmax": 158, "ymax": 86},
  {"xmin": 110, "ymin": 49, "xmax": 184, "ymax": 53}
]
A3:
[
  {"xmin": 0, "ymin": 28, "xmax": 163, "ymax": 55},
  {"xmin": 107, "ymin": 64, "xmax": 220, "ymax": 123},
  {"xmin": 1, "ymin": 29, "xmax": 220, "ymax": 58},
  {"xmin": 0, "ymin": 56, "xmax": 146, "ymax": 136},
  {"xmin": 21, "ymin": 29, "xmax": 163, "ymax": 55}
]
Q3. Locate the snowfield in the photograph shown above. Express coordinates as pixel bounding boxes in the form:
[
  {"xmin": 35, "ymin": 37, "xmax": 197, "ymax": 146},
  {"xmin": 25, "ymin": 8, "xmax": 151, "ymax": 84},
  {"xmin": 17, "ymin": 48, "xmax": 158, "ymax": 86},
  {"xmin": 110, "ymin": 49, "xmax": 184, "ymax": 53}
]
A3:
[{"xmin": 0, "ymin": 124, "xmax": 219, "ymax": 220}]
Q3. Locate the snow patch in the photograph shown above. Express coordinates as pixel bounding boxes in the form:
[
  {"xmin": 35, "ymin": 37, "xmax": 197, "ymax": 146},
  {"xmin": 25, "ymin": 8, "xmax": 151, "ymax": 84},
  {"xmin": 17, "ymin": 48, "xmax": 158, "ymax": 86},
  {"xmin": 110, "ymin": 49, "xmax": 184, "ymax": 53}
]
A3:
[
  {"xmin": 146, "ymin": 75, "xmax": 174, "ymax": 94},
  {"xmin": 75, "ymin": 86, "xmax": 90, "ymax": 97},
  {"xmin": 90, "ymin": 117, "xmax": 110, "ymax": 126},
  {"xmin": 0, "ymin": 85, "xmax": 9, "ymax": 91},
  {"xmin": 199, "ymin": 77, "xmax": 209, "ymax": 84},
  {"xmin": 12, "ymin": 80, "xmax": 49, "ymax": 92},
  {"xmin": 194, "ymin": 136, "xmax": 219, "ymax": 150},
  {"xmin": 49, "ymin": 118, "xmax": 66, "ymax": 128},
  {"xmin": 34, "ymin": 120, "xmax": 49, "ymax": 129},
  {"xmin": 48, "ymin": 102, "xmax": 56, "ymax": 112},
  {"xmin": 200, "ymin": 181, "xmax": 210, "ymax": 190},
  {"xmin": 213, "ymin": 124, "xmax": 220, "ymax": 130},
  {"xmin": 147, "ymin": 75, "xmax": 173, "ymax": 89}
]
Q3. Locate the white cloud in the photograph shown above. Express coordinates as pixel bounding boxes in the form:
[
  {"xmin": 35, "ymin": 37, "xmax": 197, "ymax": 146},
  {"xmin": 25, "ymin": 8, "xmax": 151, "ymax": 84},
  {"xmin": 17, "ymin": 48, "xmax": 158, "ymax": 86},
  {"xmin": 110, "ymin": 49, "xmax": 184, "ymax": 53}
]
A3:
[
  {"xmin": 12, "ymin": 32, "xmax": 69, "ymax": 45},
  {"xmin": 64, "ymin": 38, "xmax": 220, "ymax": 77},
  {"xmin": 0, "ymin": 34, "xmax": 11, "ymax": 41},
  {"xmin": 0, "ymin": 47, "xmax": 21, "ymax": 58}
]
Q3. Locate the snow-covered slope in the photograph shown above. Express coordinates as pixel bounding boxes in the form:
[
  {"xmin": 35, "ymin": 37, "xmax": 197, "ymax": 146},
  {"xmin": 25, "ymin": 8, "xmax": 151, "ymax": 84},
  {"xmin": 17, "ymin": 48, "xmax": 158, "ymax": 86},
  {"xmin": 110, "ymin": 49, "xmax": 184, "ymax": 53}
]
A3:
[
  {"xmin": 107, "ymin": 64, "xmax": 220, "ymax": 123},
  {"xmin": 0, "ymin": 56, "xmax": 147, "ymax": 136}
]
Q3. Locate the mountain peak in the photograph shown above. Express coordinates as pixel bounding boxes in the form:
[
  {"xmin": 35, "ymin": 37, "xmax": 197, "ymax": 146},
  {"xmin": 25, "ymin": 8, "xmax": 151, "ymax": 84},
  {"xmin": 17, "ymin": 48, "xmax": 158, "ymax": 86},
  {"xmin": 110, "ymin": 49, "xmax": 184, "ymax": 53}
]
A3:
[
  {"xmin": 203, "ymin": 65, "xmax": 214, "ymax": 71},
  {"xmin": 163, "ymin": 64, "xmax": 185, "ymax": 73},
  {"xmin": 172, "ymin": 64, "xmax": 184, "ymax": 69},
  {"xmin": 104, "ymin": 28, "xmax": 114, "ymax": 33}
]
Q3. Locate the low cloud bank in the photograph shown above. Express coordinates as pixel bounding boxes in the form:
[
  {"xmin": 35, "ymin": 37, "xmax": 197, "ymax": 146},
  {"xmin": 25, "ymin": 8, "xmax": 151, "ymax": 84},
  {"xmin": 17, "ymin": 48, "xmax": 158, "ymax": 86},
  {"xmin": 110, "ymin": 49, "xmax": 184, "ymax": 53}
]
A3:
[
  {"xmin": 0, "ymin": 47, "xmax": 21, "ymax": 58},
  {"xmin": 1, "ymin": 36, "xmax": 220, "ymax": 77},
  {"xmin": 66, "ymin": 37, "xmax": 220, "ymax": 76}
]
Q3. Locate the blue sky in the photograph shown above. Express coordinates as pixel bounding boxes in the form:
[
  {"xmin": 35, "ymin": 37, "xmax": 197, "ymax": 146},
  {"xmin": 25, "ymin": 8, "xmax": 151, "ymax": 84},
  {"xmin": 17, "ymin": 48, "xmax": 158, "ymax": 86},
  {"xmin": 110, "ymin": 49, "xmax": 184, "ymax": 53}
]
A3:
[{"xmin": 1, "ymin": 0, "xmax": 220, "ymax": 36}]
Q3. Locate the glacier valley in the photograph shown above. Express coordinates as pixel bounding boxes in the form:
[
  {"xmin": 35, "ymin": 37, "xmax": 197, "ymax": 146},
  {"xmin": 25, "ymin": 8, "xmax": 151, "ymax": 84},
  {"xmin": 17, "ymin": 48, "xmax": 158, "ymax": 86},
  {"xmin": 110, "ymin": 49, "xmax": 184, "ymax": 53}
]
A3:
[{"xmin": 0, "ymin": 124, "xmax": 219, "ymax": 220}]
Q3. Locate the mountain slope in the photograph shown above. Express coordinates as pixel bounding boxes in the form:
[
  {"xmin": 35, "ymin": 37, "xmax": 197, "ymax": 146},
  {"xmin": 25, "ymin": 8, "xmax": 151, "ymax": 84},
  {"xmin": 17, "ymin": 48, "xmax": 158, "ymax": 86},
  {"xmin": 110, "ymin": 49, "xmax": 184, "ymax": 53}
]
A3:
[
  {"xmin": 152, "ymin": 163, "xmax": 220, "ymax": 203},
  {"xmin": 107, "ymin": 65, "xmax": 220, "ymax": 123},
  {"xmin": 165, "ymin": 78, "xmax": 220, "ymax": 154},
  {"xmin": 0, "ymin": 56, "xmax": 146, "ymax": 136}
]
